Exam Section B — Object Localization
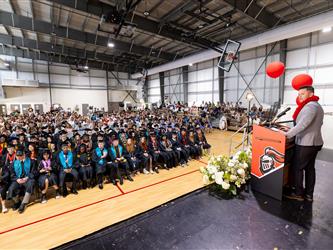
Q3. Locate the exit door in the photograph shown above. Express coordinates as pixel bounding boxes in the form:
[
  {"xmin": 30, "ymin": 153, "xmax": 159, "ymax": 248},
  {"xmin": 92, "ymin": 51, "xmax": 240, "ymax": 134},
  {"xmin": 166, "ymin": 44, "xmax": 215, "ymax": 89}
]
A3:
[
  {"xmin": 0, "ymin": 104, "xmax": 7, "ymax": 115},
  {"xmin": 22, "ymin": 104, "xmax": 32, "ymax": 114},
  {"xmin": 34, "ymin": 104, "xmax": 44, "ymax": 114},
  {"xmin": 82, "ymin": 104, "xmax": 89, "ymax": 116}
]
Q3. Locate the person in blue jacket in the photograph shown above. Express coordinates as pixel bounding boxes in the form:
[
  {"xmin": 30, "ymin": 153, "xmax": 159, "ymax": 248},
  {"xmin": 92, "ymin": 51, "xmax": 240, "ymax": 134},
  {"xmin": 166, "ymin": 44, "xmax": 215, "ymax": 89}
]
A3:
[
  {"xmin": 109, "ymin": 134, "xmax": 133, "ymax": 185},
  {"xmin": 92, "ymin": 140, "xmax": 108, "ymax": 189},
  {"xmin": 57, "ymin": 142, "xmax": 79, "ymax": 197},
  {"xmin": 7, "ymin": 148, "xmax": 37, "ymax": 213}
]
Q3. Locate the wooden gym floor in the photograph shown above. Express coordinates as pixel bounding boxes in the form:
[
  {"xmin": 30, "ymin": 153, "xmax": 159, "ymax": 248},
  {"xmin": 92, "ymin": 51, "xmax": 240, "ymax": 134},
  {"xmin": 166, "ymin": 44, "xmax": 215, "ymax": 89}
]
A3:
[{"xmin": 0, "ymin": 130, "xmax": 242, "ymax": 249}]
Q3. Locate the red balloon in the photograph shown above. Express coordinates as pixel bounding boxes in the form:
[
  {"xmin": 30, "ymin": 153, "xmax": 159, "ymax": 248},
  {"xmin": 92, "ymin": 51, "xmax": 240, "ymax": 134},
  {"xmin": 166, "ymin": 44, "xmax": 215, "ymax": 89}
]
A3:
[
  {"xmin": 292, "ymin": 74, "xmax": 313, "ymax": 90},
  {"xmin": 266, "ymin": 61, "xmax": 285, "ymax": 78}
]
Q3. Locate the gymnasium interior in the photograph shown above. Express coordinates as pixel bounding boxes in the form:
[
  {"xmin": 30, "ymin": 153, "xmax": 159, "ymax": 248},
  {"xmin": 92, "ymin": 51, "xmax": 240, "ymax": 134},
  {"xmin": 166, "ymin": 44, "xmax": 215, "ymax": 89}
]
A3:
[{"xmin": 0, "ymin": 0, "xmax": 333, "ymax": 249}]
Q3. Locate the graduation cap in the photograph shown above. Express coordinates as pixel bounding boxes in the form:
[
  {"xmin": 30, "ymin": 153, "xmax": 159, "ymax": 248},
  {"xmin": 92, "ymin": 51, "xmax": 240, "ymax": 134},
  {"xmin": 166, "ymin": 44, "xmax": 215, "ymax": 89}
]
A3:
[
  {"xmin": 61, "ymin": 141, "xmax": 69, "ymax": 148},
  {"xmin": 111, "ymin": 133, "xmax": 119, "ymax": 141},
  {"xmin": 7, "ymin": 143, "xmax": 15, "ymax": 148},
  {"xmin": 42, "ymin": 149, "xmax": 51, "ymax": 156},
  {"xmin": 16, "ymin": 149, "xmax": 24, "ymax": 156},
  {"xmin": 172, "ymin": 131, "xmax": 178, "ymax": 135},
  {"xmin": 149, "ymin": 132, "xmax": 156, "ymax": 137},
  {"xmin": 9, "ymin": 136, "xmax": 18, "ymax": 142},
  {"xmin": 59, "ymin": 130, "xmax": 68, "ymax": 135}
]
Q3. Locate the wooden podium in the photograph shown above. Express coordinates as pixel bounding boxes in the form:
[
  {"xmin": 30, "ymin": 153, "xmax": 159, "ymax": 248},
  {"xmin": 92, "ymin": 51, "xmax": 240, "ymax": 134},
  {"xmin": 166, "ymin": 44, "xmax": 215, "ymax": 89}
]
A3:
[{"xmin": 251, "ymin": 124, "xmax": 294, "ymax": 200}]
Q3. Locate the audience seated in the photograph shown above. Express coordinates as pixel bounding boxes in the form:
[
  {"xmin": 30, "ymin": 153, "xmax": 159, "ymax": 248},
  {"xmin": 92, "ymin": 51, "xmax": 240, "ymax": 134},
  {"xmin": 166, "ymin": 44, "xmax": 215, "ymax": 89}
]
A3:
[{"xmin": 0, "ymin": 106, "xmax": 211, "ymax": 214}]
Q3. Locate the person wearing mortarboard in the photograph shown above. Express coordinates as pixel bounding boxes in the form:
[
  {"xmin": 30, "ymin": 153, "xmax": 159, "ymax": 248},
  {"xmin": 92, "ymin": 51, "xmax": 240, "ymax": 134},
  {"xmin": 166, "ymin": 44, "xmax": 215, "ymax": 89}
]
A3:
[
  {"xmin": 57, "ymin": 142, "xmax": 79, "ymax": 197},
  {"xmin": 108, "ymin": 134, "xmax": 133, "ymax": 185},
  {"xmin": 74, "ymin": 144, "xmax": 93, "ymax": 190},
  {"xmin": 37, "ymin": 149, "xmax": 60, "ymax": 204},
  {"xmin": 92, "ymin": 140, "xmax": 108, "ymax": 189},
  {"xmin": 7, "ymin": 147, "xmax": 37, "ymax": 213},
  {"xmin": 194, "ymin": 125, "xmax": 211, "ymax": 154},
  {"xmin": 148, "ymin": 133, "xmax": 169, "ymax": 171}
]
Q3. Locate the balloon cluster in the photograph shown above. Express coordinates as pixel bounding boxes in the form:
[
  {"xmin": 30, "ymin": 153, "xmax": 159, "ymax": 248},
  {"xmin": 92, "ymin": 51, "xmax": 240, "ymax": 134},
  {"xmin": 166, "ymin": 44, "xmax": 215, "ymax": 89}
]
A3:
[
  {"xmin": 265, "ymin": 61, "xmax": 314, "ymax": 105},
  {"xmin": 266, "ymin": 62, "xmax": 313, "ymax": 88}
]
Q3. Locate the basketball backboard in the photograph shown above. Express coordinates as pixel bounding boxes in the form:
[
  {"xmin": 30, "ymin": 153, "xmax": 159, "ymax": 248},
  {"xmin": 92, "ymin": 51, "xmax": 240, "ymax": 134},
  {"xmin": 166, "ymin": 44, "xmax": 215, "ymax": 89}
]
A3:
[{"xmin": 217, "ymin": 39, "xmax": 241, "ymax": 72}]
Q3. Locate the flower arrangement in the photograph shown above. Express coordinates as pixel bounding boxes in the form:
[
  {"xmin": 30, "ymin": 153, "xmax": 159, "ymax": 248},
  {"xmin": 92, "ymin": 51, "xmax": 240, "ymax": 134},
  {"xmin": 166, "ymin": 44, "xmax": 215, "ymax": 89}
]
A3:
[{"xmin": 200, "ymin": 148, "xmax": 252, "ymax": 196}]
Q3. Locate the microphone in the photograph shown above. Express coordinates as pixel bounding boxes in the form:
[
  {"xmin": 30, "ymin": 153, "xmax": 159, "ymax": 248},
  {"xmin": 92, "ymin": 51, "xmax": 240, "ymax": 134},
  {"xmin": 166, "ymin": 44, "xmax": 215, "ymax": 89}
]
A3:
[
  {"xmin": 275, "ymin": 107, "xmax": 291, "ymax": 119},
  {"xmin": 271, "ymin": 107, "xmax": 291, "ymax": 125}
]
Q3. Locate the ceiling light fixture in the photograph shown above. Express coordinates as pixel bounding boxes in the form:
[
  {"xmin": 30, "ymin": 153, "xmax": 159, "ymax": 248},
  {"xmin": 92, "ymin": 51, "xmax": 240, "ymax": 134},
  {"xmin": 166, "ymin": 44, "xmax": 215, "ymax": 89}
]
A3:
[
  {"xmin": 189, "ymin": 63, "xmax": 193, "ymax": 66},
  {"xmin": 108, "ymin": 42, "xmax": 115, "ymax": 47},
  {"xmin": 143, "ymin": 10, "xmax": 150, "ymax": 16},
  {"xmin": 322, "ymin": 26, "xmax": 332, "ymax": 33},
  {"xmin": 4, "ymin": 62, "xmax": 9, "ymax": 67}
]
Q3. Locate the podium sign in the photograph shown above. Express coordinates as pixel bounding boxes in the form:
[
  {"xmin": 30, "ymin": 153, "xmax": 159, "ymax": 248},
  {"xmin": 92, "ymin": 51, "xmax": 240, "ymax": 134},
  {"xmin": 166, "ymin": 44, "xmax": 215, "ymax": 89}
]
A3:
[{"xmin": 251, "ymin": 124, "xmax": 293, "ymax": 200}]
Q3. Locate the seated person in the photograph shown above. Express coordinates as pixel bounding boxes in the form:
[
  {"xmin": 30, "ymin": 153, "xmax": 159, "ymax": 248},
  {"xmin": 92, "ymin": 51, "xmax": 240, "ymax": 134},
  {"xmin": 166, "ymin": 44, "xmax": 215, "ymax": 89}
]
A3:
[
  {"xmin": 92, "ymin": 140, "xmax": 108, "ymax": 189},
  {"xmin": 171, "ymin": 131, "xmax": 189, "ymax": 166},
  {"xmin": 38, "ymin": 149, "xmax": 60, "ymax": 203},
  {"xmin": 109, "ymin": 135, "xmax": 133, "ymax": 185},
  {"xmin": 74, "ymin": 144, "xmax": 93, "ymax": 189},
  {"xmin": 195, "ymin": 126, "xmax": 211, "ymax": 154},
  {"xmin": 148, "ymin": 133, "xmax": 169, "ymax": 170},
  {"xmin": 7, "ymin": 148, "xmax": 37, "ymax": 213},
  {"xmin": 57, "ymin": 142, "xmax": 78, "ymax": 197},
  {"xmin": 137, "ymin": 135, "xmax": 154, "ymax": 174}
]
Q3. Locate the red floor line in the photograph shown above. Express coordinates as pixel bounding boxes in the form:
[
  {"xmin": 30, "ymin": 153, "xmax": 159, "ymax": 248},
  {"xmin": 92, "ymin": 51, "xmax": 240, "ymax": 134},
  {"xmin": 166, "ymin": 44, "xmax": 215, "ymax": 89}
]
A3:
[
  {"xmin": 196, "ymin": 159, "xmax": 208, "ymax": 165},
  {"xmin": 0, "ymin": 164, "xmax": 206, "ymax": 235},
  {"xmin": 0, "ymin": 193, "xmax": 124, "ymax": 235},
  {"xmin": 116, "ymin": 183, "xmax": 125, "ymax": 194}
]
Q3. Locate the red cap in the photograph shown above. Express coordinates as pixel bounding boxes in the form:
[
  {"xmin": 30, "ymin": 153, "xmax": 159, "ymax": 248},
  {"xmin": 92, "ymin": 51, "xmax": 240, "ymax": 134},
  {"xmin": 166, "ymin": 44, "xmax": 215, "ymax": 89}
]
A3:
[{"xmin": 292, "ymin": 74, "xmax": 313, "ymax": 90}]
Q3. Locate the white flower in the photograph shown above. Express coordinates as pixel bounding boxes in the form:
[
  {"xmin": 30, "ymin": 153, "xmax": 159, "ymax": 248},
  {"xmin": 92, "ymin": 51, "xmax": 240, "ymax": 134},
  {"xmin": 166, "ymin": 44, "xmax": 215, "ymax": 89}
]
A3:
[
  {"xmin": 215, "ymin": 171, "xmax": 224, "ymax": 185},
  {"xmin": 230, "ymin": 174, "xmax": 237, "ymax": 181},
  {"xmin": 203, "ymin": 175, "xmax": 210, "ymax": 184},
  {"xmin": 221, "ymin": 181, "xmax": 230, "ymax": 190},
  {"xmin": 207, "ymin": 165, "xmax": 218, "ymax": 174},
  {"xmin": 228, "ymin": 162, "xmax": 235, "ymax": 167},
  {"xmin": 237, "ymin": 168, "xmax": 245, "ymax": 176},
  {"xmin": 242, "ymin": 162, "xmax": 248, "ymax": 169}
]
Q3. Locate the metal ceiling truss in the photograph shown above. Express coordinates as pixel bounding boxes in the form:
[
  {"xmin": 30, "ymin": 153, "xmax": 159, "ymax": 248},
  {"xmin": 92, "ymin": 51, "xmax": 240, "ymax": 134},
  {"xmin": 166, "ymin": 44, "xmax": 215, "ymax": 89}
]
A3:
[
  {"xmin": 51, "ymin": 0, "xmax": 219, "ymax": 50},
  {"xmin": 0, "ymin": 10, "xmax": 175, "ymax": 62},
  {"xmin": 0, "ymin": 33, "xmax": 146, "ymax": 71},
  {"xmin": 0, "ymin": 45, "xmax": 120, "ymax": 71},
  {"xmin": 222, "ymin": 0, "xmax": 281, "ymax": 28}
]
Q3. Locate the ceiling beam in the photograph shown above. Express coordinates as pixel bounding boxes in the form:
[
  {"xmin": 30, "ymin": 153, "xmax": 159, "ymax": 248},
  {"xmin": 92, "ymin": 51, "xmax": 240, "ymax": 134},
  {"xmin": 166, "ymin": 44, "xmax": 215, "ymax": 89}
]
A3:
[
  {"xmin": 0, "ymin": 10, "xmax": 175, "ymax": 62},
  {"xmin": 50, "ymin": 0, "xmax": 219, "ymax": 50},
  {"xmin": 222, "ymin": 0, "xmax": 281, "ymax": 28},
  {"xmin": 0, "ymin": 45, "xmax": 123, "ymax": 72},
  {"xmin": 0, "ymin": 33, "xmax": 147, "ymax": 71}
]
